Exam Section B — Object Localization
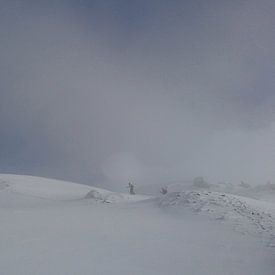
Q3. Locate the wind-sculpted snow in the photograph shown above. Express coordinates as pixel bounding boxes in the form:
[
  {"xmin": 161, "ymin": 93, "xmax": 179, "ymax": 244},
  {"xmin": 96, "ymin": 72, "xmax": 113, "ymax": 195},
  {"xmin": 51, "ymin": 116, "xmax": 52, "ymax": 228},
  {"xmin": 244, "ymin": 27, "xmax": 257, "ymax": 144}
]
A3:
[
  {"xmin": 159, "ymin": 191, "xmax": 275, "ymax": 244},
  {"xmin": 84, "ymin": 189, "xmax": 149, "ymax": 203}
]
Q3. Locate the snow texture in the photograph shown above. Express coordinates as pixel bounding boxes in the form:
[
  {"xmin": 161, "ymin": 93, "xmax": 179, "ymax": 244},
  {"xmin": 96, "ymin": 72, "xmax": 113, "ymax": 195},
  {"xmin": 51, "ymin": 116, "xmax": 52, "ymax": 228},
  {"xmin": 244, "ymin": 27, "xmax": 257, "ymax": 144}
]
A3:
[{"xmin": 0, "ymin": 174, "xmax": 274, "ymax": 275}]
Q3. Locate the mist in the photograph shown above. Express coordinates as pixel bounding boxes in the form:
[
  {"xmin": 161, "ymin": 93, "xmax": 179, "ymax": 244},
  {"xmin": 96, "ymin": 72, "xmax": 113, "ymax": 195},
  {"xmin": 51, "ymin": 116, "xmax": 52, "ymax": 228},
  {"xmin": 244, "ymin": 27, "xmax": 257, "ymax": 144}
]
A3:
[{"xmin": 0, "ymin": 0, "xmax": 274, "ymax": 189}]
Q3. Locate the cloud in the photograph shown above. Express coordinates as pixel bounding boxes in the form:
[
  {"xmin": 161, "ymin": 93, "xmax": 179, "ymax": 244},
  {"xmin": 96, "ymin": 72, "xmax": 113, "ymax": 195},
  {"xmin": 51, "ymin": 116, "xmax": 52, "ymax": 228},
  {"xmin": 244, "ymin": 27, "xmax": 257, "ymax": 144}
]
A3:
[{"xmin": 0, "ymin": 0, "xmax": 274, "ymax": 188}]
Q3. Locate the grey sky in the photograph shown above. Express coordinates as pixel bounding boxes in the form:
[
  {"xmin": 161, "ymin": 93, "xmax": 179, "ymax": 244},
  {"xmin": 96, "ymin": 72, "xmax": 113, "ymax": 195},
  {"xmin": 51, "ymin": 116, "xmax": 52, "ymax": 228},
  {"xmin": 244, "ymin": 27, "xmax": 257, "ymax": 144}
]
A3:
[{"xmin": 0, "ymin": 0, "xmax": 275, "ymax": 189}]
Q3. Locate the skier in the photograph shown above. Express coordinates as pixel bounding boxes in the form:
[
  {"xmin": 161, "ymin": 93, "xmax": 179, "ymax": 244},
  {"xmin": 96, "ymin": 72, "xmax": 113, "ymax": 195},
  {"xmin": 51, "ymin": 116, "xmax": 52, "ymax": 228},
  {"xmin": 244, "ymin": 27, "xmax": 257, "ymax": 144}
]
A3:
[{"xmin": 127, "ymin": 182, "xmax": 135, "ymax": 195}]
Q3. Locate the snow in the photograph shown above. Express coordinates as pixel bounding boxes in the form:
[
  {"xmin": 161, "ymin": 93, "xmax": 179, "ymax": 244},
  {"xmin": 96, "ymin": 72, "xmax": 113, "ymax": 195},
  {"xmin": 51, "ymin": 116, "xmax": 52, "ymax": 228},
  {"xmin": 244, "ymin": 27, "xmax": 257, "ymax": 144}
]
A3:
[
  {"xmin": 0, "ymin": 174, "xmax": 149, "ymax": 202},
  {"xmin": 0, "ymin": 174, "xmax": 275, "ymax": 274},
  {"xmin": 159, "ymin": 191, "xmax": 275, "ymax": 243}
]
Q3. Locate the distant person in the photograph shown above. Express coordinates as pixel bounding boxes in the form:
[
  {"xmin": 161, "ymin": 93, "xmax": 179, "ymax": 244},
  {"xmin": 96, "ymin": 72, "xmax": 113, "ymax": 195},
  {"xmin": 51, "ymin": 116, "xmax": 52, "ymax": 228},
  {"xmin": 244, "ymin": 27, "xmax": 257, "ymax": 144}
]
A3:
[
  {"xmin": 127, "ymin": 182, "xmax": 135, "ymax": 195},
  {"xmin": 160, "ymin": 187, "xmax": 168, "ymax": 195}
]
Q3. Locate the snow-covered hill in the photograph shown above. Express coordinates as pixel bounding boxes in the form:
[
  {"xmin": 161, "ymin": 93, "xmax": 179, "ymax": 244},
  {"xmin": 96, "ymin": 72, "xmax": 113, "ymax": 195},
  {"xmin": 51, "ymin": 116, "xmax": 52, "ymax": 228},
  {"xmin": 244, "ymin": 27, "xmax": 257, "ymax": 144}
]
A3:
[
  {"xmin": 138, "ymin": 180, "xmax": 275, "ymax": 203},
  {"xmin": 159, "ymin": 190, "xmax": 275, "ymax": 244},
  {"xmin": 0, "ymin": 174, "xmax": 274, "ymax": 275},
  {"xmin": 0, "ymin": 174, "xmax": 149, "ymax": 203}
]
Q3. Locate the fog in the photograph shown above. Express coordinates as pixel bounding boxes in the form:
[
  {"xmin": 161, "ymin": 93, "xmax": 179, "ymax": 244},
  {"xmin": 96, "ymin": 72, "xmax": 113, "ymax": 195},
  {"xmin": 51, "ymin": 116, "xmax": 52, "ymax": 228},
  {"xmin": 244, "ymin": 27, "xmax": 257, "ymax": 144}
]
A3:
[{"xmin": 0, "ymin": 0, "xmax": 274, "ymax": 189}]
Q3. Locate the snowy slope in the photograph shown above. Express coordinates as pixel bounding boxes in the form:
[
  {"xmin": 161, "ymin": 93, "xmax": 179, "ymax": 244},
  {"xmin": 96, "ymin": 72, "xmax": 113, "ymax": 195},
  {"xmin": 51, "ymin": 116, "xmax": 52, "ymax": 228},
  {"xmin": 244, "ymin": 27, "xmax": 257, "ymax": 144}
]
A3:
[
  {"xmin": 159, "ymin": 191, "xmax": 275, "ymax": 244},
  {"xmin": 0, "ymin": 174, "xmax": 274, "ymax": 275},
  {"xmin": 0, "ymin": 174, "xmax": 149, "ymax": 203}
]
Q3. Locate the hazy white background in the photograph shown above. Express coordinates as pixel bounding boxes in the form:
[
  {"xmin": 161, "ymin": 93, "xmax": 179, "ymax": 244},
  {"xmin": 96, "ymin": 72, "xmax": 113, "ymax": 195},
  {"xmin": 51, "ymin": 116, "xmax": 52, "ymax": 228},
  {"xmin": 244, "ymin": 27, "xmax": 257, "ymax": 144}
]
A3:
[{"xmin": 0, "ymin": 0, "xmax": 274, "ymax": 189}]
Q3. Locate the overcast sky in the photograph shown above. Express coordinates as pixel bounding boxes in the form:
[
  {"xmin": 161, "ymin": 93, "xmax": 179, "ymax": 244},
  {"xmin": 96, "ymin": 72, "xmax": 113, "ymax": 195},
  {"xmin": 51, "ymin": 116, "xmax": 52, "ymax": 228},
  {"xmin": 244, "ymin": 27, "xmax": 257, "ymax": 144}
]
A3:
[{"xmin": 0, "ymin": 0, "xmax": 275, "ymax": 189}]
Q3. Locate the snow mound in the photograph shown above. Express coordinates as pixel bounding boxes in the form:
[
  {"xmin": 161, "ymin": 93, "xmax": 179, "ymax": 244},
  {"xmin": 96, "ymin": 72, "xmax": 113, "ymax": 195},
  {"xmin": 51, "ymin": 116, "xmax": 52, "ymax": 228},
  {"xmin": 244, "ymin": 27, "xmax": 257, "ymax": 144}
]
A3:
[
  {"xmin": 84, "ymin": 189, "xmax": 150, "ymax": 203},
  {"xmin": 159, "ymin": 191, "xmax": 275, "ymax": 241}
]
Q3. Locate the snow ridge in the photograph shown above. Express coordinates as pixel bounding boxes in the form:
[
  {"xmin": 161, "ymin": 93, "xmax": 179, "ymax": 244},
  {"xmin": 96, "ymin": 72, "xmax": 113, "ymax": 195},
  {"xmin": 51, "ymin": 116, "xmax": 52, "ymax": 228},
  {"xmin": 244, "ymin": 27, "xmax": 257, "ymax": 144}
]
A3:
[{"xmin": 159, "ymin": 191, "xmax": 275, "ymax": 243}]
